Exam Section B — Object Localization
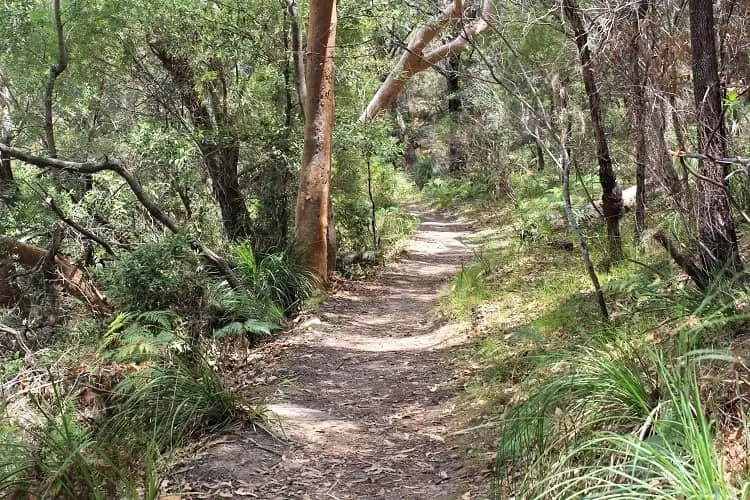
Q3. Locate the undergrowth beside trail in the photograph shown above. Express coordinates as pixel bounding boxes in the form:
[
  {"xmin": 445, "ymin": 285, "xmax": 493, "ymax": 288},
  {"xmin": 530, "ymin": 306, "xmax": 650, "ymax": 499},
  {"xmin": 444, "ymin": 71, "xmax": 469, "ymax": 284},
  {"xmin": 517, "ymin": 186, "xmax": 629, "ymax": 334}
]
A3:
[
  {"xmin": 425, "ymin": 173, "xmax": 750, "ymax": 498},
  {"xmin": 0, "ymin": 169, "xmax": 420, "ymax": 497}
]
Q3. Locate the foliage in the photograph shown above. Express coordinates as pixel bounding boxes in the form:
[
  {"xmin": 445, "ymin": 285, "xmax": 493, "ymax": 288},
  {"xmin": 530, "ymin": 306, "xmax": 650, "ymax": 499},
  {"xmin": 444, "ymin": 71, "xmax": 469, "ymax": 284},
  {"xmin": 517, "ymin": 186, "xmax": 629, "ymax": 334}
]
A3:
[
  {"xmin": 0, "ymin": 393, "xmax": 118, "ymax": 499},
  {"xmin": 413, "ymin": 156, "xmax": 438, "ymax": 189},
  {"xmin": 376, "ymin": 206, "xmax": 419, "ymax": 260},
  {"xmin": 103, "ymin": 357, "xmax": 255, "ymax": 452},
  {"xmin": 520, "ymin": 351, "xmax": 739, "ymax": 499},
  {"xmin": 99, "ymin": 310, "xmax": 182, "ymax": 363},
  {"xmin": 104, "ymin": 234, "xmax": 205, "ymax": 314},
  {"xmin": 234, "ymin": 243, "xmax": 318, "ymax": 315}
]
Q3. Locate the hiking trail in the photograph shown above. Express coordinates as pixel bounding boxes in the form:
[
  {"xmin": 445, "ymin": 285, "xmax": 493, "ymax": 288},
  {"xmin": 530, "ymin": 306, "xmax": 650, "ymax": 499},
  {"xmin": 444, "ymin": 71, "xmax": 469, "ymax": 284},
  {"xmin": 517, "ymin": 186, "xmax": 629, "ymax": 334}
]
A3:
[{"xmin": 169, "ymin": 207, "xmax": 491, "ymax": 499}]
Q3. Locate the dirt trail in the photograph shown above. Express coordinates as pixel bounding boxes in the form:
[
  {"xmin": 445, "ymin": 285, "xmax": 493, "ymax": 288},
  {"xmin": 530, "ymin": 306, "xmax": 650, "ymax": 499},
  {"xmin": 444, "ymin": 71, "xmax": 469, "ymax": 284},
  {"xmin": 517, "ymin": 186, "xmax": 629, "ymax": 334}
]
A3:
[{"xmin": 171, "ymin": 208, "xmax": 490, "ymax": 499}]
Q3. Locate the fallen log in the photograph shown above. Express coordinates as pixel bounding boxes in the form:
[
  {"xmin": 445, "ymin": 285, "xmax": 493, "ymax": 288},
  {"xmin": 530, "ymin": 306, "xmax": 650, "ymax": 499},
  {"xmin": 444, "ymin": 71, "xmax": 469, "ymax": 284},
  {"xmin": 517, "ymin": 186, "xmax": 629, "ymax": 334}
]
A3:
[{"xmin": 0, "ymin": 237, "xmax": 110, "ymax": 314}]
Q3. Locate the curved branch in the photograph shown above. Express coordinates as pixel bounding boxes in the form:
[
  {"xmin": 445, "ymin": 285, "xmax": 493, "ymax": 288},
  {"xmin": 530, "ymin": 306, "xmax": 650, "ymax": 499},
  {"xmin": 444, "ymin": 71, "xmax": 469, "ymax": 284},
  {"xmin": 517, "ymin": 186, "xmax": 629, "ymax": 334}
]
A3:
[
  {"xmin": 0, "ymin": 143, "xmax": 241, "ymax": 288},
  {"xmin": 360, "ymin": 0, "xmax": 495, "ymax": 121}
]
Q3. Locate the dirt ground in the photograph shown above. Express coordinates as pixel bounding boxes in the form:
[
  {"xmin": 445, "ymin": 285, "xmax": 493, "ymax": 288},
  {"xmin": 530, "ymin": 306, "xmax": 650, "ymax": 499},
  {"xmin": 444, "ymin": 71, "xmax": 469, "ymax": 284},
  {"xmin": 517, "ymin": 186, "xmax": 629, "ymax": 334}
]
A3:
[{"xmin": 165, "ymin": 208, "xmax": 493, "ymax": 499}]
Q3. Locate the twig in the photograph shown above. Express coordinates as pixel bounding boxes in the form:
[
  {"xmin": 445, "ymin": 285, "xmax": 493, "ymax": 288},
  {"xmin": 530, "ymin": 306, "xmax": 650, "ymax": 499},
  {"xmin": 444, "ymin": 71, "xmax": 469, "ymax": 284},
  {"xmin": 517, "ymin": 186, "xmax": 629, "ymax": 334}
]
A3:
[
  {"xmin": 0, "ymin": 323, "xmax": 32, "ymax": 355},
  {"xmin": 245, "ymin": 436, "xmax": 283, "ymax": 456}
]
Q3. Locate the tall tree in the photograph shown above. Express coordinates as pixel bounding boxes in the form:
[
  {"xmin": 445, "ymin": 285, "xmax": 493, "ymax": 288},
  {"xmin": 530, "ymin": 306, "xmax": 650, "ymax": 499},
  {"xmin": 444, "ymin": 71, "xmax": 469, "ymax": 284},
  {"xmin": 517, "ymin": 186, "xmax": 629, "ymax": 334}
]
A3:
[
  {"xmin": 149, "ymin": 40, "xmax": 252, "ymax": 241},
  {"xmin": 688, "ymin": 0, "xmax": 742, "ymax": 275},
  {"xmin": 296, "ymin": 0, "xmax": 338, "ymax": 280},
  {"xmin": 285, "ymin": 0, "xmax": 307, "ymax": 121},
  {"xmin": 445, "ymin": 48, "xmax": 465, "ymax": 172},
  {"xmin": 563, "ymin": 0, "xmax": 623, "ymax": 263},
  {"xmin": 630, "ymin": 0, "xmax": 650, "ymax": 240}
]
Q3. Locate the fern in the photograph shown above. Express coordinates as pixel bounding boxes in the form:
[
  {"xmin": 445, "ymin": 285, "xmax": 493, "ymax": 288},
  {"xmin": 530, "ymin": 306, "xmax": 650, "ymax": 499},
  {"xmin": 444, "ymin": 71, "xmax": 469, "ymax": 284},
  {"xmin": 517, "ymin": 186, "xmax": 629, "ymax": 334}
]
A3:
[
  {"xmin": 100, "ymin": 311, "xmax": 179, "ymax": 362},
  {"xmin": 213, "ymin": 319, "xmax": 279, "ymax": 340}
]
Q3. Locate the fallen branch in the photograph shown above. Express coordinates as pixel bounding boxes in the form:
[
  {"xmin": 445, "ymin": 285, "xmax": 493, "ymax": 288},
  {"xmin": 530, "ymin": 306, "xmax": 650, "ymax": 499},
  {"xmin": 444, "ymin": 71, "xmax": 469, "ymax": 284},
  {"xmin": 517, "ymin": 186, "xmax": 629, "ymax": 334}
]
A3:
[{"xmin": 0, "ymin": 237, "xmax": 111, "ymax": 313}]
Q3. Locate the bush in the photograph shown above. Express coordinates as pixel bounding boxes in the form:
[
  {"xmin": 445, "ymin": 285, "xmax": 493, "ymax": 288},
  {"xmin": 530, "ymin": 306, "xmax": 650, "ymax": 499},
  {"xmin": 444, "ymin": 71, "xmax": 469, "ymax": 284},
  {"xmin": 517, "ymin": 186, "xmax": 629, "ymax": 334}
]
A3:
[
  {"xmin": 423, "ymin": 178, "xmax": 473, "ymax": 208},
  {"xmin": 413, "ymin": 156, "xmax": 438, "ymax": 189},
  {"xmin": 234, "ymin": 243, "xmax": 318, "ymax": 315},
  {"xmin": 105, "ymin": 234, "xmax": 205, "ymax": 314}
]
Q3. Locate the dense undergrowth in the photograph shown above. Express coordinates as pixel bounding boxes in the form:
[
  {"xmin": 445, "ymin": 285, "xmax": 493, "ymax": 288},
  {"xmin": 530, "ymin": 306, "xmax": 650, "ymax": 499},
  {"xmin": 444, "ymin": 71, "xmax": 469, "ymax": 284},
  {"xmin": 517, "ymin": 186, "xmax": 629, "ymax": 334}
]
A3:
[
  {"xmin": 0, "ymin": 167, "xmax": 417, "ymax": 497},
  {"xmin": 424, "ymin": 170, "xmax": 750, "ymax": 498}
]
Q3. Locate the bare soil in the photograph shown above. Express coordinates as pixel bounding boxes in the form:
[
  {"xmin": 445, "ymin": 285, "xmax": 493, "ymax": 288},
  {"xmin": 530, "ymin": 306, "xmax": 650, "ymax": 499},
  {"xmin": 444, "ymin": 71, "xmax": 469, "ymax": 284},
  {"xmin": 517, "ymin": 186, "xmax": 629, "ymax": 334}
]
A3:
[{"xmin": 166, "ymin": 208, "xmax": 492, "ymax": 499}]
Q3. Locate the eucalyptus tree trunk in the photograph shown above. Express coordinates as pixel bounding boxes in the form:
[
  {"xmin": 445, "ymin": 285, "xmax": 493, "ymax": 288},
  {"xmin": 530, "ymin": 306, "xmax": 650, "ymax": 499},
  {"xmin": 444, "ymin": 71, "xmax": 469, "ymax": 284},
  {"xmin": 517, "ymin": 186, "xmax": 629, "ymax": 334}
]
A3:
[
  {"xmin": 563, "ymin": 0, "xmax": 623, "ymax": 263},
  {"xmin": 296, "ymin": 0, "xmax": 338, "ymax": 281},
  {"xmin": 688, "ymin": 0, "xmax": 742, "ymax": 275}
]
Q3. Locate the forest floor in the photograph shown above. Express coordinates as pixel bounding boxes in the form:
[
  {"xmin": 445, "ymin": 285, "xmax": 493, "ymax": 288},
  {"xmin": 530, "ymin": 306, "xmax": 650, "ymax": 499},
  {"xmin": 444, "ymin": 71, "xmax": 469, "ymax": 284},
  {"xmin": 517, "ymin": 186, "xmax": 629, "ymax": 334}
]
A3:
[{"xmin": 165, "ymin": 207, "xmax": 494, "ymax": 499}]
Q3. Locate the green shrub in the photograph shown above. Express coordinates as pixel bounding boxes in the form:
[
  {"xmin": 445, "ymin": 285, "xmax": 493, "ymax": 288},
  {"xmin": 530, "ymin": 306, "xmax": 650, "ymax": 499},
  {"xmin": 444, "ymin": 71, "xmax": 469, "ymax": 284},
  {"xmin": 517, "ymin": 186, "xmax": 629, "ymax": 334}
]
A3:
[
  {"xmin": 423, "ymin": 178, "xmax": 473, "ymax": 208},
  {"xmin": 376, "ymin": 206, "xmax": 419, "ymax": 259},
  {"xmin": 105, "ymin": 234, "xmax": 206, "ymax": 314},
  {"xmin": 234, "ymin": 243, "xmax": 318, "ymax": 315},
  {"xmin": 413, "ymin": 156, "xmax": 438, "ymax": 188}
]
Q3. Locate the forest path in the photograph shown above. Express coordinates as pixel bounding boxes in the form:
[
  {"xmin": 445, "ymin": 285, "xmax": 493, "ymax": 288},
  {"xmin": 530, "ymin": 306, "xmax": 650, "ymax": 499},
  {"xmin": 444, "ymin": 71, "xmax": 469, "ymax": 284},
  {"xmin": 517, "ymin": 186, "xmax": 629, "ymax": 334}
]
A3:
[{"xmin": 171, "ymin": 207, "xmax": 490, "ymax": 499}]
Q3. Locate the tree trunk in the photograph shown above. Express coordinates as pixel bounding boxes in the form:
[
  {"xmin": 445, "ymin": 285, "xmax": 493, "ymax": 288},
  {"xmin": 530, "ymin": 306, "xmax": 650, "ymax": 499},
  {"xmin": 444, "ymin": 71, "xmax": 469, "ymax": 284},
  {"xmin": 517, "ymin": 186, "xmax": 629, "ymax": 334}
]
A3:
[
  {"xmin": 563, "ymin": 0, "xmax": 623, "ymax": 263},
  {"xmin": 688, "ymin": 0, "xmax": 742, "ymax": 275},
  {"xmin": 0, "ymin": 83, "xmax": 13, "ymax": 193},
  {"xmin": 199, "ymin": 142, "xmax": 251, "ymax": 241},
  {"xmin": 556, "ymin": 77, "xmax": 609, "ymax": 320},
  {"xmin": 285, "ymin": 0, "xmax": 307, "ymax": 121},
  {"xmin": 327, "ymin": 195, "xmax": 337, "ymax": 275},
  {"xmin": 535, "ymin": 129, "xmax": 545, "ymax": 171},
  {"xmin": 296, "ymin": 0, "xmax": 338, "ymax": 281},
  {"xmin": 0, "ymin": 149, "xmax": 11, "ymax": 187},
  {"xmin": 652, "ymin": 99, "xmax": 682, "ymax": 198},
  {"xmin": 631, "ymin": 2, "xmax": 649, "ymax": 240},
  {"xmin": 446, "ymin": 52, "xmax": 465, "ymax": 172},
  {"xmin": 150, "ymin": 40, "xmax": 252, "ymax": 241}
]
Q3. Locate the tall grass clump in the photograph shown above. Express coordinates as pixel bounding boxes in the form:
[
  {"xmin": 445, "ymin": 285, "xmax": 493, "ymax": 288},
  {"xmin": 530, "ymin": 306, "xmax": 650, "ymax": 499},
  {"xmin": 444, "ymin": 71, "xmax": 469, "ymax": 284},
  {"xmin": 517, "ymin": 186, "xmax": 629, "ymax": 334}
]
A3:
[
  {"xmin": 495, "ymin": 341, "xmax": 656, "ymax": 493},
  {"xmin": 495, "ymin": 345, "xmax": 749, "ymax": 499},
  {"xmin": 234, "ymin": 243, "xmax": 318, "ymax": 315},
  {"xmin": 0, "ymin": 394, "xmax": 118, "ymax": 499},
  {"xmin": 103, "ymin": 357, "xmax": 253, "ymax": 452},
  {"xmin": 528, "ymin": 351, "xmax": 740, "ymax": 499},
  {"xmin": 443, "ymin": 249, "xmax": 503, "ymax": 320}
]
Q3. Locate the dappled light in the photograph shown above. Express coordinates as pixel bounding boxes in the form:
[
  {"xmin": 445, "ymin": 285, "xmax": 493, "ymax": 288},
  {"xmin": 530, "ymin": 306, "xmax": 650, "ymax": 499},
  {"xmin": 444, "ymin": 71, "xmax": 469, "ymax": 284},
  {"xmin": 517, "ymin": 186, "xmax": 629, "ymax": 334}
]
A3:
[{"xmin": 1, "ymin": 0, "xmax": 749, "ymax": 498}]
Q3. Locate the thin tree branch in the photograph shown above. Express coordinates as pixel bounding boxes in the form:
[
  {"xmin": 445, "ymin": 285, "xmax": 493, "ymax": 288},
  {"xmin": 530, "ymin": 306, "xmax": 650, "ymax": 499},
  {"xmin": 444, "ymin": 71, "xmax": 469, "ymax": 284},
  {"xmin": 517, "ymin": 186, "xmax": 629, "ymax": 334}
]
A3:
[{"xmin": 0, "ymin": 143, "xmax": 242, "ymax": 288}]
